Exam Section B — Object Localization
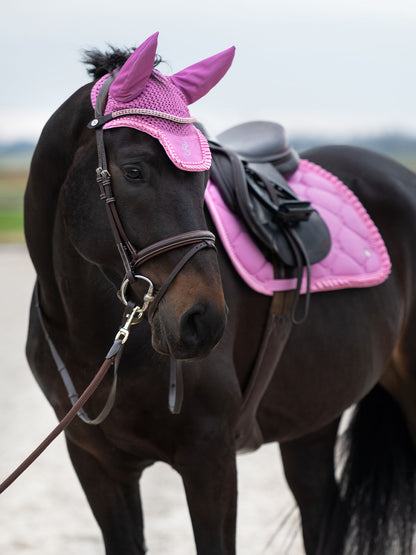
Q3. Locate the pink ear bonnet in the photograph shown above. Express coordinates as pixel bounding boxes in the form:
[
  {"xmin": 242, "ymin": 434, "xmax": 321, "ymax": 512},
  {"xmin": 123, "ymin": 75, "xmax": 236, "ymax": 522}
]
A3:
[{"xmin": 90, "ymin": 32, "xmax": 235, "ymax": 171}]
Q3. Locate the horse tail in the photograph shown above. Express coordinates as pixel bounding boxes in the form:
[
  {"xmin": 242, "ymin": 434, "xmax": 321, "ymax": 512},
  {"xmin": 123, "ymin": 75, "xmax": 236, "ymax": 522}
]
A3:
[{"xmin": 335, "ymin": 384, "xmax": 416, "ymax": 554}]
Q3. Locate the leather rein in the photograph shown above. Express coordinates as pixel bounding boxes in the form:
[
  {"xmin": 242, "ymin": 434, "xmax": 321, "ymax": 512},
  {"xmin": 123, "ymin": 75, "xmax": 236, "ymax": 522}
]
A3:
[{"xmin": 0, "ymin": 74, "xmax": 218, "ymax": 494}]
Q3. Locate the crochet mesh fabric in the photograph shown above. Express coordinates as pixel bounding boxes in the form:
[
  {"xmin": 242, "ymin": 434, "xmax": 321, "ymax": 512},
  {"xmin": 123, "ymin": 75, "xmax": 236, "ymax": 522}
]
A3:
[{"xmin": 91, "ymin": 70, "xmax": 211, "ymax": 171}]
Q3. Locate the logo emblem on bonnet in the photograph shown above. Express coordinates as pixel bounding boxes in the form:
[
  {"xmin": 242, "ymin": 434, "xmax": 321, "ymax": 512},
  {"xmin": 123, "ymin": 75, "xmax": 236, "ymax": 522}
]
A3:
[{"xmin": 181, "ymin": 141, "xmax": 192, "ymax": 156}]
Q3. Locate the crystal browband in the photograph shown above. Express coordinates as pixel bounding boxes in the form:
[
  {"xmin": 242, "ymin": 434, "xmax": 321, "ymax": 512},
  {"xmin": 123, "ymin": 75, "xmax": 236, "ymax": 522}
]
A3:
[{"xmin": 88, "ymin": 108, "xmax": 197, "ymax": 129}]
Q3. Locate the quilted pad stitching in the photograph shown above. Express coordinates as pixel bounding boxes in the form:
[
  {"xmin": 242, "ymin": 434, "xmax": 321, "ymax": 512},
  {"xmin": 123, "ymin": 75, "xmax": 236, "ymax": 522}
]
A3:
[{"xmin": 204, "ymin": 159, "xmax": 391, "ymax": 296}]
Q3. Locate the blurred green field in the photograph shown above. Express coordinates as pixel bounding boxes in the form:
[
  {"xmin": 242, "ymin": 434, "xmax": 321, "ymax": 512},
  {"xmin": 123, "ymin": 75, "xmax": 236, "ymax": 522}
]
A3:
[
  {"xmin": 0, "ymin": 143, "xmax": 416, "ymax": 243},
  {"xmin": 398, "ymin": 157, "xmax": 416, "ymax": 173},
  {"xmin": 0, "ymin": 168, "xmax": 27, "ymax": 242}
]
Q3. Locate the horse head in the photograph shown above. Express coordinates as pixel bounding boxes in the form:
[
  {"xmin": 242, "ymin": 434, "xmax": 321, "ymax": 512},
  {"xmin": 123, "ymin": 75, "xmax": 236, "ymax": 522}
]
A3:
[{"xmin": 61, "ymin": 33, "xmax": 235, "ymax": 360}]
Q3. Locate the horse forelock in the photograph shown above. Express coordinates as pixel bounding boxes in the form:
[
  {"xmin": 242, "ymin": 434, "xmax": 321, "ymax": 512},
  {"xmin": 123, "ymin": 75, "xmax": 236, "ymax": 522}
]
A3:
[{"xmin": 82, "ymin": 46, "xmax": 164, "ymax": 81}]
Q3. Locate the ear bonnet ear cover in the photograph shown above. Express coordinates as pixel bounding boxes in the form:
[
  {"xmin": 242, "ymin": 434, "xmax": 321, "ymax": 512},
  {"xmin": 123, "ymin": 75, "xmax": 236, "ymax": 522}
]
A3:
[{"xmin": 91, "ymin": 32, "xmax": 235, "ymax": 171}]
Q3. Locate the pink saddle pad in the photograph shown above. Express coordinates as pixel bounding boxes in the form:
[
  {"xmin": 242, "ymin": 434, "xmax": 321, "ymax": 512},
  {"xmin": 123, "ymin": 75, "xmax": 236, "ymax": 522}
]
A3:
[{"xmin": 205, "ymin": 159, "xmax": 391, "ymax": 296}]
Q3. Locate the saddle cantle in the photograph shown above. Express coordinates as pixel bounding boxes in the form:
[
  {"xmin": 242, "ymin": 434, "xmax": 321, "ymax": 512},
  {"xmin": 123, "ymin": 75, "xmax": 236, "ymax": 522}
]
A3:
[
  {"xmin": 216, "ymin": 120, "xmax": 299, "ymax": 173},
  {"xmin": 207, "ymin": 120, "xmax": 331, "ymax": 268}
]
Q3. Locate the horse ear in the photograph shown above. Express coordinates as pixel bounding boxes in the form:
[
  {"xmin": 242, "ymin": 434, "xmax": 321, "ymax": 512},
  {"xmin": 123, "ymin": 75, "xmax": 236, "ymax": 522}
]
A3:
[
  {"xmin": 170, "ymin": 46, "xmax": 236, "ymax": 105},
  {"xmin": 110, "ymin": 32, "xmax": 159, "ymax": 102}
]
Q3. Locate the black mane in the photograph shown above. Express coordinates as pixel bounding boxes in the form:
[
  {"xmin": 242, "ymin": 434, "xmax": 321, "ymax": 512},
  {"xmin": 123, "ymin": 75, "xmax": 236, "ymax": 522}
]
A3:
[{"xmin": 82, "ymin": 46, "xmax": 163, "ymax": 80}]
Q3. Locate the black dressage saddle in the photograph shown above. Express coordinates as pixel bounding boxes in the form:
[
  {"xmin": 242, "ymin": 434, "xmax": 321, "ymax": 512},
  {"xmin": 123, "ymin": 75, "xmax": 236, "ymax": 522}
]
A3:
[{"xmin": 203, "ymin": 120, "xmax": 331, "ymax": 269}]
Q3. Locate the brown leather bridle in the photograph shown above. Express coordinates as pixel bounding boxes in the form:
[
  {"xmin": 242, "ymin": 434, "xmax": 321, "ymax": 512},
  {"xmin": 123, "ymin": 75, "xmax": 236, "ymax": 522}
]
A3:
[
  {"xmin": 38, "ymin": 75, "xmax": 218, "ymax": 427},
  {"xmin": 90, "ymin": 73, "xmax": 216, "ymax": 317},
  {"xmin": 85, "ymin": 72, "xmax": 218, "ymax": 419}
]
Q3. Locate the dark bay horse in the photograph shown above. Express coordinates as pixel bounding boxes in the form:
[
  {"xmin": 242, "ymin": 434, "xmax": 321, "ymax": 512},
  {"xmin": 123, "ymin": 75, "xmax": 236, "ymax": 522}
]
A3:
[{"xmin": 24, "ymin": 34, "xmax": 416, "ymax": 554}]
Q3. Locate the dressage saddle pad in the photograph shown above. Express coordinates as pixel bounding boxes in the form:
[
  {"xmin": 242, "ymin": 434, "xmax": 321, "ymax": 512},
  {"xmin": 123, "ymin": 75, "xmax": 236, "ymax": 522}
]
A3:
[{"xmin": 205, "ymin": 159, "xmax": 391, "ymax": 295}]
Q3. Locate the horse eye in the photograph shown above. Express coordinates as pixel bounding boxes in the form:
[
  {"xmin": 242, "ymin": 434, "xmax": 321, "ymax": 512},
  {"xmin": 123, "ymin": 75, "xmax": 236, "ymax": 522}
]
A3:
[{"xmin": 122, "ymin": 165, "xmax": 144, "ymax": 182}]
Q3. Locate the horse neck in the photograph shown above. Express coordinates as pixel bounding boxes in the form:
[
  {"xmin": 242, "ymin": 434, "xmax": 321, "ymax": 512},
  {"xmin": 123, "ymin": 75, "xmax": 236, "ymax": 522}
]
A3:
[
  {"xmin": 25, "ymin": 84, "xmax": 95, "ymax": 314},
  {"xmin": 63, "ymin": 222, "xmax": 124, "ymax": 341},
  {"xmin": 28, "ymin": 186, "xmax": 123, "ymax": 367}
]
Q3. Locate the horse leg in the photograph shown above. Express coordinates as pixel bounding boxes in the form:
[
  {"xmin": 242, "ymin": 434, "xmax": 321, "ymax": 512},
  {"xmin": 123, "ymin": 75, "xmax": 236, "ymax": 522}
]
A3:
[
  {"xmin": 66, "ymin": 438, "xmax": 146, "ymax": 555},
  {"xmin": 279, "ymin": 418, "xmax": 344, "ymax": 555},
  {"xmin": 175, "ymin": 438, "xmax": 237, "ymax": 555}
]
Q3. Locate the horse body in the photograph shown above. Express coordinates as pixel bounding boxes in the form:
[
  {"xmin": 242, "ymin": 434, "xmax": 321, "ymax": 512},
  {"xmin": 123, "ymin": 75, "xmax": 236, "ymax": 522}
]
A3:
[
  {"xmin": 258, "ymin": 146, "xmax": 416, "ymax": 554},
  {"xmin": 260, "ymin": 145, "xmax": 412, "ymax": 442},
  {"xmin": 24, "ymin": 39, "xmax": 416, "ymax": 555}
]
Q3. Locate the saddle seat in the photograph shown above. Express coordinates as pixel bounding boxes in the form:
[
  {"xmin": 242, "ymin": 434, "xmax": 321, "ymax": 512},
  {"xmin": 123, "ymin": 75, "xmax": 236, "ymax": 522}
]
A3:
[{"xmin": 216, "ymin": 120, "xmax": 299, "ymax": 175}]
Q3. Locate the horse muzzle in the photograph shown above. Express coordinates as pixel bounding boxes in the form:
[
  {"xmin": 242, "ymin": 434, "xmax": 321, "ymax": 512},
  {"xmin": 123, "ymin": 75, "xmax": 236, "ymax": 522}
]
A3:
[{"xmin": 150, "ymin": 299, "xmax": 227, "ymax": 360}]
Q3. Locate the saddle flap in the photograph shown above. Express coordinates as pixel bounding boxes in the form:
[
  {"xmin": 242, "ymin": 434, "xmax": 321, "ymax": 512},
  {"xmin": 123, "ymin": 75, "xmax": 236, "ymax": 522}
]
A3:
[
  {"xmin": 236, "ymin": 163, "xmax": 331, "ymax": 266},
  {"xmin": 209, "ymin": 136, "xmax": 331, "ymax": 268}
]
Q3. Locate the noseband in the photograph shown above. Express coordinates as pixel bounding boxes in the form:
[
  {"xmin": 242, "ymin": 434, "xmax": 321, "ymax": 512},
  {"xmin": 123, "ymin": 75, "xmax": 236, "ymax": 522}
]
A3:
[{"xmin": 90, "ymin": 73, "xmax": 216, "ymax": 314}]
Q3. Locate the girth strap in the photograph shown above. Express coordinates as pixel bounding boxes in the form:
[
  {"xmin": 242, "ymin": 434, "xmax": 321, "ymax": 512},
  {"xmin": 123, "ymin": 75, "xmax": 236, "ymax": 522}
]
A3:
[{"xmin": 236, "ymin": 289, "xmax": 295, "ymax": 452}]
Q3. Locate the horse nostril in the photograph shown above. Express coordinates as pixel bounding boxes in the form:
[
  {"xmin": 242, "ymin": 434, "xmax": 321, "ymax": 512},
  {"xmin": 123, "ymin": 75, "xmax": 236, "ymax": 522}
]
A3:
[
  {"xmin": 180, "ymin": 303, "xmax": 225, "ymax": 349},
  {"xmin": 181, "ymin": 304, "xmax": 206, "ymax": 346}
]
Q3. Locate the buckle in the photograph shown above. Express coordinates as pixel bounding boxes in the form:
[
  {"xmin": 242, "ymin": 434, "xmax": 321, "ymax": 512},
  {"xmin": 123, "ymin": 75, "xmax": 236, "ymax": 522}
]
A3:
[{"xmin": 275, "ymin": 200, "xmax": 314, "ymax": 224}]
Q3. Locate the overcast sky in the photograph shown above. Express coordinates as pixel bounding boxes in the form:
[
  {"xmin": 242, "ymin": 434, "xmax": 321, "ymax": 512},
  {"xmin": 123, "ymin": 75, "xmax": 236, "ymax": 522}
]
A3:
[{"xmin": 1, "ymin": 0, "xmax": 416, "ymax": 142}]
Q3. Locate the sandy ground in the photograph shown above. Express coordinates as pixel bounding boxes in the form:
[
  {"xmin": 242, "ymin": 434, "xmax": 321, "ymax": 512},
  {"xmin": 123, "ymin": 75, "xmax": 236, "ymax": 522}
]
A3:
[{"xmin": 0, "ymin": 244, "xmax": 304, "ymax": 554}]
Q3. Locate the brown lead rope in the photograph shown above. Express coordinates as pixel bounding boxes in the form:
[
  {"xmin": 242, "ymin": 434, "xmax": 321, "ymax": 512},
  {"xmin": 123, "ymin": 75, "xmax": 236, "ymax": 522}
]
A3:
[
  {"xmin": 0, "ymin": 343, "xmax": 120, "ymax": 494},
  {"xmin": 35, "ymin": 281, "xmax": 125, "ymax": 425},
  {"xmin": 0, "ymin": 236, "xmax": 213, "ymax": 491},
  {"xmin": 0, "ymin": 286, "xmax": 146, "ymax": 494},
  {"xmin": 1, "ymin": 75, "xmax": 218, "ymax": 492}
]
